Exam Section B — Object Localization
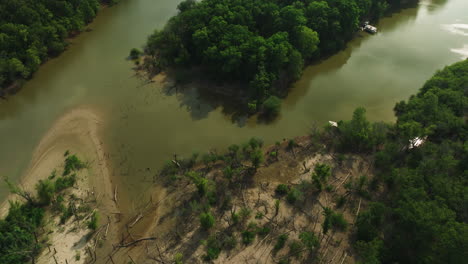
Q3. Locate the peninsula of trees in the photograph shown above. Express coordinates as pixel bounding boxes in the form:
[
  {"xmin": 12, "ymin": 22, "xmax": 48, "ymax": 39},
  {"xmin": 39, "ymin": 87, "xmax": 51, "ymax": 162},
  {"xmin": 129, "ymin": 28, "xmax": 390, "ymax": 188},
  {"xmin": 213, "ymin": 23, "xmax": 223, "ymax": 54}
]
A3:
[
  {"xmin": 0, "ymin": 0, "xmax": 118, "ymax": 93},
  {"xmin": 142, "ymin": 0, "xmax": 417, "ymax": 112}
]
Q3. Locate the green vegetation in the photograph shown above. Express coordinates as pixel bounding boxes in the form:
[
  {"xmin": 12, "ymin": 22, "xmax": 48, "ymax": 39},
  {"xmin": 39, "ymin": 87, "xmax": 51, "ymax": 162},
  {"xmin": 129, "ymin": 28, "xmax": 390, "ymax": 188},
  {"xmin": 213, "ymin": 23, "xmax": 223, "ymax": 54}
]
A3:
[
  {"xmin": 311, "ymin": 163, "xmax": 331, "ymax": 191},
  {"xmin": 274, "ymin": 234, "xmax": 289, "ymax": 251},
  {"xmin": 87, "ymin": 211, "xmax": 99, "ymax": 230},
  {"xmin": 200, "ymin": 212, "xmax": 215, "ymax": 230},
  {"xmin": 262, "ymin": 95, "xmax": 282, "ymax": 116},
  {"xmin": 129, "ymin": 48, "xmax": 142, "ymax": 59},
  {"xmin": 0, "ymin": 0, "xmax": 119, "ymax": 92},
  {"xmin": 352, "ymin": 59, "xmax": 468, "ymax": 264},
  {"xmin": 299, "ymin": 231, "xmax": 319, "ymax": 250},
  {"xmin": 275, "ymin": 184, "xmax": 289, "ymax": 196},
  {"xmin": 155, "ymin": 59, "xmax": 467, "ymax": 263},
  {"xmin": 143, "ymin": 0, "xmax": 414, "ymax": 111},
  {"xmin": 63, "ymin": 154, "xmax": 85, "ymax": 176},
  {"xmin": 0, "ymin": 154, "xmax": 87, "ymax": 264},
  {"xmin": 322, "ymin": 207, "xmax": 348, "ymax": 233}
]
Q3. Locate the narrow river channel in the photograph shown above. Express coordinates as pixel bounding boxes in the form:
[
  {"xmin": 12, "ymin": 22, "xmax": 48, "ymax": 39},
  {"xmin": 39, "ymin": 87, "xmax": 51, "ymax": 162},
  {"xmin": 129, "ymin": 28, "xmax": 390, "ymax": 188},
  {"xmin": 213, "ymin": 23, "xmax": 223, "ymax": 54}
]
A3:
[{"xmin": 0, "ymin": 0, "xmax": 467, "ymax": 201}]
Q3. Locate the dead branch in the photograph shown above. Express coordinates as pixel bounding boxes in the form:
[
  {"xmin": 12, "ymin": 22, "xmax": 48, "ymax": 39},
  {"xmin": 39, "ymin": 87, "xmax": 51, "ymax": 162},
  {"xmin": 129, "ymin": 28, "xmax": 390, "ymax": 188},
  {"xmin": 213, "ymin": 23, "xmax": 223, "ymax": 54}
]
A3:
[
  {"xmin": 118, "ymin": 237, "xmax": 157, "ymax": 248},
  {"xmin": 129, "ymin": 213, "xmax": 143, "ymax": 228},
  {"xmin": 113, "ymin": 186, "xmax": 118, "ymax": 203}
]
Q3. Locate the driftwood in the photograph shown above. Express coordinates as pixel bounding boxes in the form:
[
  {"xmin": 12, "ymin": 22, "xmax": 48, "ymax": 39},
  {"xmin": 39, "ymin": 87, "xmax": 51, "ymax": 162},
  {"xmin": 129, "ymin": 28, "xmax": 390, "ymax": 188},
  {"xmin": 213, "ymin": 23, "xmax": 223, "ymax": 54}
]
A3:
[
  {"xmin": 118, "ymin": 237, "xmax": 157, "ymax": 248},
  {"xmin": 129, "ymin": 213, "xmax": 143, "ymax": 228},
  {"xmin": 113, "ymin": 186, "xmax": 118, "ymax": 203},
  {"xmin": 104, "ymin": 216, "xmax": 110, "ymax": 238},
  {"xmin": 339, "ymin": 252, "xmax": 348, "ymax": 264},
  {"xmin": 355, "ymin": 198, "xmax": 362, "ymax": 222},
  {"xmin": 338, "ymin": 172, "xmax": 352, "ymax": 188}
]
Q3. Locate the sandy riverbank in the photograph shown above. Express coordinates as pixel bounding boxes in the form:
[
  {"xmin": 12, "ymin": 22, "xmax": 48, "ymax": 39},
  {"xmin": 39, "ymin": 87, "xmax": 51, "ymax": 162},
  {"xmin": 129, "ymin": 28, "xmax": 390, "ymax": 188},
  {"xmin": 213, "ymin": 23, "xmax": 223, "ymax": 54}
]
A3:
[{"xmin": 0, "ymin": 106, "xmax": 121, "ymax": 263}]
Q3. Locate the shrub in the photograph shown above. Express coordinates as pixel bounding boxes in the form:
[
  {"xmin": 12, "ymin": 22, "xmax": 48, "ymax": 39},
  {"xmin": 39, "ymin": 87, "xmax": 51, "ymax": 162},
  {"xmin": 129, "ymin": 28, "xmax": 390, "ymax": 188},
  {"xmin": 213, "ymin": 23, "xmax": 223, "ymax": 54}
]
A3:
[
  {"xmin": 231, "ymin": 212, "xmax": 240, "ymax": 225},
  {"xmin": 248, "ymin": 137, "xmax": 264, "ymax": 150},
  {"xmin": 63, "ymin": 155, "xmax": 85, "ymax": 176},
  {"xmin": 274, "ymin": 234, "xmax": 288, "ymax": 251},
  {"xmin": 257, "ymin": 225, "xmax": 271, "ymax": 237},
  {"xmin": 88, "ymin": 211, "xmax": 99, "ymax": 230},
  {"xmin": 299, "ymin": 231, "xmax": 319, "ymax": 250},
  {"xmin": 241, "ymin": 230, "xmax": 256, "ymax": 245},
  {"xmin": 239, "ymin": 207, "xmax": 251, "ymax": 220},
  {"xmin": 263, "ymin": 96, "xmax": 282, "ymax": 116},
  {"xmin": 289, "ymin": 240, "xmax": 304, "ymax": 258},
  {"xmin": 200, "ymin": 212, "xmax": 215, "ymax": 230},
  {"xmin": 204, "ymin": 236, "xmax": 221, "ymax": 260},
  {"xmin": 222, "ymin": 234, "xmax": 237, "ymax": 249},
  {"xmin": 336, "ymin": 195, "xmax": 346, "ymax": 208},
  {"xmin": 286, "ymin": 188, "xmax": 302, "ymax": 204},
  {"xmin": 247, "ymin": 101, "xmax": 257, "ymax": 113},
  {"xmin": 174, "ymin": 253, "xmax": 183, "ymax": 264},
  {"xmin": 129, "ymin": 48, "xmax": 142, "ymax": 59},
  {"xmin": 241, "ymin": 222, "xmax": 258, "ymax": 245},
  {"xmin": 250, "ymin": 149, "xmax": 264, "ymax": 169},
  {"xmin": 36, "ymin": 179, "xmax": 55, "ymax": 205},
  {"xmin": 275, "ymin": 184, "xmax": 289, "ymax": 196},
  {"xmin": 323, "ymin": 208, "xmax": 348, "ymax": 233},
  {"xmin": 55, "ymin": 174, "xmax": 76, "ymax": 192},
  {"xmin": 187, "ymin": 171, "xmax": 208, "ymax": 197}
]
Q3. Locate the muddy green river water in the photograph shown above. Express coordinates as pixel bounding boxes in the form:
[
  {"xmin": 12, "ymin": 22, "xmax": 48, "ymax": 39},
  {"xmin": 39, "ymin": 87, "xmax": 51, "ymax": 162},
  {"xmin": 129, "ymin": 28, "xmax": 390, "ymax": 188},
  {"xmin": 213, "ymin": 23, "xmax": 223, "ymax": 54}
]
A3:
[{"xmin": 0, "ymin": 0, "xmax": 467, "ymax": 201}]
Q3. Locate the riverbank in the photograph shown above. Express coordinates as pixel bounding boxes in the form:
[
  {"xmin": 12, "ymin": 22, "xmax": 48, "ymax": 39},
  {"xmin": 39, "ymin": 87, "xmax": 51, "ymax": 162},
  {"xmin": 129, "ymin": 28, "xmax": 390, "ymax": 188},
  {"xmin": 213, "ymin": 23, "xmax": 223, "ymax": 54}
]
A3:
[
  {"xmin": 0, "ymin": 106, "xmax": 121, "ymax": 263},
  {"xmin": 121, "ymin": 135, "xmax": 373, "ymax": 263},
  {"xmin": 0, "ymin": 1, "xmax": 113, "ymax": 98}
]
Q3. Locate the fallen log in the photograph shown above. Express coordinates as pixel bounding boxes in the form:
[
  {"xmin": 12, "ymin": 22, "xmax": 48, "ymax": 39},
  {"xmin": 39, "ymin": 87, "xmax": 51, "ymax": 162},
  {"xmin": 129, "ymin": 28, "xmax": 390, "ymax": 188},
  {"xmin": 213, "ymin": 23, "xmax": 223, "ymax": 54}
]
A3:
[{"xmin": 118, "ymin": 237, "xmax": 157, "ymax": 248}]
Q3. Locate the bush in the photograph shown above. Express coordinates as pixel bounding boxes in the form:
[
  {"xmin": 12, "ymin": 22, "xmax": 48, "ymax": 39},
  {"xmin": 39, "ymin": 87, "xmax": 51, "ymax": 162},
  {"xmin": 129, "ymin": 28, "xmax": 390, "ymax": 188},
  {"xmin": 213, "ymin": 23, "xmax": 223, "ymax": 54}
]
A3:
[
  {"xmin": 286, "ymin": 188, "xmax": 302, "ymax": 204},
  {"xmin": 257, "ymin": 225, "xmax": 271, "ymax": 237},
  {"xmin": 250, "ymin": 149, "xmax": 264, "ymax": 169},
  {"xmin": 200, "ymin": 212, "xmax": 215, "ymax": 230},
  {"xmin": 275, "ymin": 184, "xmax": 289, "ymax": 196},
  {"xmin": 299, "ymin": 231, "xmax": 319, "ymax": 250},
  {"xmin": 263, "ymin": 96, "xmax": 282, "ymax": 116},
  {"xmin": 204, "ymin": 236, "xmax": 221, "ymax": 260},
  {"xmin": 248, "ymin": 137, "xmax": 264, "ymax": 150},
  {"xmin": 55, "ymin": 174, "xmax": 77, "ymax": 192},
  {"xmin": 242, "ymin": 222, "xmax": 258, "ymax": 245},
  {"xmin": 222, "ymin": 234, "xmax": 237, "ymax": 249},
  {"xmin": 241, "ymin": 230, "xmax": 256, "ymax": 245},
  {"xmin": 129, "ymin": 48, "xmax": 142, "ymax": 59},
  {"xmin": 289, "ymin": 240, "xmax": 303, "ymax": 258},
  {"xmin": 88, "ymin": 211, "xmax": 99, "ymax": 230},
  {"xmin": 187, "ymin": 171, "xmax": 208, "ymax": 196},
  {"xmin": 274, "ymin": 234, "xmax": 288, "ymax": 251},
  {"xmin": 323, "ymin": 207, "xmax": 348, "ymax": 233},
  {"xmin": 63, "ymin": 155, "xmax": 85, "ymax": 176},
  {"xmin": 36, "ymin": 179, "xmax": 55, "ymax": 205}
]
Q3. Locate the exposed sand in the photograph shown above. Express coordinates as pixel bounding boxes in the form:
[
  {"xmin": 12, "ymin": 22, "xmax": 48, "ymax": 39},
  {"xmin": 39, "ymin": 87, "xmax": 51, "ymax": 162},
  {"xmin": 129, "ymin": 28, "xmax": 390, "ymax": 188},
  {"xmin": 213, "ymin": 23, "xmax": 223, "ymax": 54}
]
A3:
[{"xmin": 0, "ymin": 106, "xmax": 120, "ymax": 263}]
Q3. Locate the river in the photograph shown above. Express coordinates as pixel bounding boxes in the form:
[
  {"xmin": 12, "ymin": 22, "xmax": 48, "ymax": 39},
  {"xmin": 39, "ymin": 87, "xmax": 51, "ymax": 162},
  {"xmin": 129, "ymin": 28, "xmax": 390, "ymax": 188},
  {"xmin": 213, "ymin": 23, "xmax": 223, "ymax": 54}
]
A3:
[{"xmin": 0, "ymin": 0, "xmax": 467, "ymax": 202}]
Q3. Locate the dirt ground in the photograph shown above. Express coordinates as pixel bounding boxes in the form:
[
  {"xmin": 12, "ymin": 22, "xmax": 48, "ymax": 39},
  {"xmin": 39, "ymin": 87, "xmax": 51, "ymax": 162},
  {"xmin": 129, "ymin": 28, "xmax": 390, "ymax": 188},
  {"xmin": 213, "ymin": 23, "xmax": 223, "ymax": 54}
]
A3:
[{"xmin": 112, "ymin": 136, "xmax": 375, "ymax": 264}]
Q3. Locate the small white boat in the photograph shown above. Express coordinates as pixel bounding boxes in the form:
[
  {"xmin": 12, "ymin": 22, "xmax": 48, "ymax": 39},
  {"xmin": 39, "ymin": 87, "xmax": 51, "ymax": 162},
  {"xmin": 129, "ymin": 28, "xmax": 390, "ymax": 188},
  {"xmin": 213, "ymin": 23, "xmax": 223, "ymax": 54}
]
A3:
[{"xmin": 364, "ymin": 24, "xmax": 378, "ymax": 34}]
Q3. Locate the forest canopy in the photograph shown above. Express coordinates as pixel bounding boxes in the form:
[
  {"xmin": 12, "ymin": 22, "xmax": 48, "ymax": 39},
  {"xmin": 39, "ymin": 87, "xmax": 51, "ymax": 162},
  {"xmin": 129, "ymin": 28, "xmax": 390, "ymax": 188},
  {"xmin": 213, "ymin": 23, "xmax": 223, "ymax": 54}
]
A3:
[
  {"xmin": 353, "ymin": 59, "xmax": 468, "ymax": 263},
  {"xmin": 143, "ymin": 0, "xmax": 416, "ymax": 107},
  {"xmin": 0, "ymin": 0, "xmax": 117, "ymax": 92}
]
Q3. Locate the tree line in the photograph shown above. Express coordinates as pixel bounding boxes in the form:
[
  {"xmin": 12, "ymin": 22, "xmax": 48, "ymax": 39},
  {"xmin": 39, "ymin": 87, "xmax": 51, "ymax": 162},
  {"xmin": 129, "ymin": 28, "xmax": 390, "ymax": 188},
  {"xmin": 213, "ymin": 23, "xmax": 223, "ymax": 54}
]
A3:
[
  {"xmin": 0, "ymin": 0, "xmax": 118, "ymax": 93},
  {"xmin": 142, "ymin": 0, "xmax": 417, "ymax": 113},
  {"xmin": 327, "ymin": 59, "xmax": 467, "ymax": 263}
]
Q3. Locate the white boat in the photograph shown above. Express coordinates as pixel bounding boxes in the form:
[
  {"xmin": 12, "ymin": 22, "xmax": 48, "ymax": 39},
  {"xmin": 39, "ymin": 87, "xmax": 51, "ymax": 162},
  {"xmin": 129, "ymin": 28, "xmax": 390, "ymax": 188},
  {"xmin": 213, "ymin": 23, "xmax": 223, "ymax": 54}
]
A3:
[{"xmin": 364, "ymin": 24, "xmax": 378, "ymax": 34}]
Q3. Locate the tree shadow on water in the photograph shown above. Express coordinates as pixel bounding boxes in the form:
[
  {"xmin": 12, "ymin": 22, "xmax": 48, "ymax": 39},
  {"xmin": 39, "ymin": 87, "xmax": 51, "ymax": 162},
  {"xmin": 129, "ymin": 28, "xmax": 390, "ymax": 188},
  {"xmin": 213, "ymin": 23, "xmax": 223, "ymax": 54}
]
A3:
[{"xmin": 159, "ymin": 70, "xmax": 254, "ymax": 127}]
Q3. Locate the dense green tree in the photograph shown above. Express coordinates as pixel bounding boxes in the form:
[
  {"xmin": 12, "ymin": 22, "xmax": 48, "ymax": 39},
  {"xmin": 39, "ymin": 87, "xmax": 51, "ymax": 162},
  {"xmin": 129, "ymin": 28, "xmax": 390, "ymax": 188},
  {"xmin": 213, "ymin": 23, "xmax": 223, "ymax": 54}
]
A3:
[
  {"xmin": 355, "ymin": 60, "xmax": 468, "ymax": 264},
  {"xmin": 0, "ymin": 0, "xmax": 116, "ymax": 91},
  {"xmin": 143, "ymin": 0, "xmax": 404, "ymax": 108}
]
